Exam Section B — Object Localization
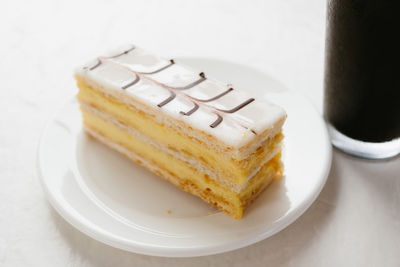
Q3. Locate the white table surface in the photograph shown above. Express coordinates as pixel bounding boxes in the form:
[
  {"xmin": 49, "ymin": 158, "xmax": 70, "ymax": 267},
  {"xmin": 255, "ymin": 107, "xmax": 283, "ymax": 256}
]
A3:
[{"xmin": 1, "ymin": 0, "xmax": 399, "ymax": 266}]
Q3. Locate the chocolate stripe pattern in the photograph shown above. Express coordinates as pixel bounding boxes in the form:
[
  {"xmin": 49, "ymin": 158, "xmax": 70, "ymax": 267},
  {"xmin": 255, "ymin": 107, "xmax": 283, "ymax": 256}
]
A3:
[
  {"xmin": 121, "ymin": 74, "xmax": 140, "ymax": 90},
  {"xmin": 210, "ymin": 114, "xmax": 223, "ymax": 128},
  {"xmin": 107, "ymin": 45, "xmax": 136, "ymax": 59},
  {"xmin": 88, "ymin": 60, "xmax": 102, "ymax": 71},
  {"xmin": 157, "ymin": 91, "xmax": 176, "ymax": 108},
  {"xmin": 172, "ymin": 73, "xmax": 206, "ymax": 90},
  {"xmin": 138, "ymin": 59, "xmax": 175, "ymax": 75},
  {"xmin": 84, "ymin": 47, "xmax": 256, "ymax": 133},
  {"xmin": 191, "ymin": 88, "xmax": 234, "ymax": 102},
  {"xmin": 180, "ymin": 103, "xmax": 199, "ymax": 116},
  {"xmin": 217, "ymin": 98, "xmax": 255, "ymax": 113},
  {"xmin": 86, "ymin": 45, "xmax": 137, "ymax": 71}
]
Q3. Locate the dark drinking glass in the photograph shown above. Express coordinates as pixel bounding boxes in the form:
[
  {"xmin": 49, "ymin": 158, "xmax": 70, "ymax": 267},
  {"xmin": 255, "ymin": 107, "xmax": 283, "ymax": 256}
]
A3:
[{"xmin": 324, "ymin": 0, "xmax": 400, "ymax": 159}]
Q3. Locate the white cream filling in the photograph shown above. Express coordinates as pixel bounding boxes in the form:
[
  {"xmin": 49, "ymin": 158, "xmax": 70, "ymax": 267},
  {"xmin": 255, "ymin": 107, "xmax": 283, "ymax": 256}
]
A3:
[
  {"xmin": 84, "ymin": 126, "xmax": 175, "ymax": 186},
  {"xmin": 79, "ymin": 78, "xmax": 281, "ymax": 161},
  {"xmin": 80, "ymin": 103, "xmax": 281, "ymax": 193}
]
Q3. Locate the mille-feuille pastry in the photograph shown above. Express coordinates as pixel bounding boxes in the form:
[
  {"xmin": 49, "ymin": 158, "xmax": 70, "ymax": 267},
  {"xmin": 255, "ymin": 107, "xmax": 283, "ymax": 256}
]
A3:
[{"xmin": 75, "ymin": 45, "xmax": 286, "ymax": 219}]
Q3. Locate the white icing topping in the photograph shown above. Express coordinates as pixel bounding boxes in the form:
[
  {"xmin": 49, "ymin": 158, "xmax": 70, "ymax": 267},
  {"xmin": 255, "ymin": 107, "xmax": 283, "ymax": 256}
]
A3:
[
  {"xmin": 148, "ymin": 64, "xmax": 201, "ymax": 88},
  {"xmin": 76, "ymin": 45, "xmax": 286, "ymax": 148}
]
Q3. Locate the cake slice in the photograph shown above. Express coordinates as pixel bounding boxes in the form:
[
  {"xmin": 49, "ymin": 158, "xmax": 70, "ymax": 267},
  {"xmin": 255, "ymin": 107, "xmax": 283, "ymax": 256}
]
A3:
[{"xmin": 75, "ymin": 45, "xmax": 286, "ymax": 219}]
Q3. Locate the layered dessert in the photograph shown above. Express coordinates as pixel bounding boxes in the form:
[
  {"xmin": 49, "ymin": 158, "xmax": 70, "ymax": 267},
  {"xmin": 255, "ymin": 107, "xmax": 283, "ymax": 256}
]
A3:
[{"xmin": 75, "ymin": 45, "xmax": 286, "ymax": 219}]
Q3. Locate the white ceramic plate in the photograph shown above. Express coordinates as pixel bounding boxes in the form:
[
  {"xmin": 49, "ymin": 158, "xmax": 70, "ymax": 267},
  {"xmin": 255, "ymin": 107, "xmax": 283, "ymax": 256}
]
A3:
[{"xmin": 37, "ymin": 58, "xmax": 332, "ymax": 257}]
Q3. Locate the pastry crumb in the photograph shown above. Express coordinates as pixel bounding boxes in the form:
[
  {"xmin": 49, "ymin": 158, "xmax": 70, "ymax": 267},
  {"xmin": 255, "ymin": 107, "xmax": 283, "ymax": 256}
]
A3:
[{"xmin": 167, "ymin": 209, "xmax": 172, "ymax": 214}]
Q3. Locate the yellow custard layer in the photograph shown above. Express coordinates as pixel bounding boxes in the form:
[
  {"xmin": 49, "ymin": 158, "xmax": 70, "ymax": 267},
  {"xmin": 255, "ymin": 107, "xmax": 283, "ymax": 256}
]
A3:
[
  {"xmin": 81, "ymin": 108, "xmax": 282, "ymax": 219},
  {"xmin": 76, "ymin": 77, "xmax": 283, "ymax": 187}
]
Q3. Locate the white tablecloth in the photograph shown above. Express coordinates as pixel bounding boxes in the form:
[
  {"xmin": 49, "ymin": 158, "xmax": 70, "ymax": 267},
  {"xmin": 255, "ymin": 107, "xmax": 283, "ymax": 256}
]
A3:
[{"xmin": 1, "ymin": 0, "xmax": 399, "ymax": 266}]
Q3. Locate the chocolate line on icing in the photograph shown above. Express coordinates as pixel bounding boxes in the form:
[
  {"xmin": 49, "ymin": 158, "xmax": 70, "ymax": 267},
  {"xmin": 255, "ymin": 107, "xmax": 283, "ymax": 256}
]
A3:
[
  {"xmin": 107, "ymin": 45, "xmax": 136, "ymax": 59},
  {"xmin": 207, "ymin": 98, "xmax": 255, "ymax": 129},
  {"xmin": 85, "ymin": 45, "xmax": 136, "ymax": 71},
  {"xmin": 122, "ymin": 74, "xmax": 140, "ymax": 89},
  {"xmin": 171, "ymin": 72, "xmax": 206, "ymax": 90},
  {"xmin": 210, "ymin": 114, "xmax": 223, "ymax": 128},
  {"xmin": 91, "ymin": 48, "xmax": 258, "ymax": 130},
  {"xmin": 88, "ymin": 59, "xmax": 102, "ymax": 71},
  {"xmin": 191, "ymin": 88, "xmax": 234, "ymax": 102},
  {"xmin": 157, "ymin": 91, "xmax": 176, "ymax": 107},
  {"xmin": 138, "ymin": 59, "xmax": 175, "ymax": 75},
  {"xmin": 180, "ymin": 102, "xmax": 199, "ymax": 116},
  {"xmin": 242, "ymin": 125, "xmax": 257, "ymax": 135},
  {"xmin": 217, "ymin": 98, "xmax": 255, "ymax": 113},
  {"xmin": 156, "ymin": 73, "xmax": 206, "ymax": 109}
]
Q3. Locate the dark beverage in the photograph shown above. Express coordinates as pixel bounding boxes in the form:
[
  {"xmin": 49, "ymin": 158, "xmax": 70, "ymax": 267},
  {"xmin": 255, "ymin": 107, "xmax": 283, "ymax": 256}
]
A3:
[{"xmin": 324, "ymin": 0, "xmax": 400, "ymax": 143}]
